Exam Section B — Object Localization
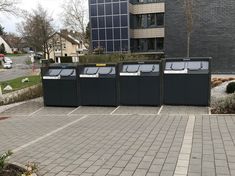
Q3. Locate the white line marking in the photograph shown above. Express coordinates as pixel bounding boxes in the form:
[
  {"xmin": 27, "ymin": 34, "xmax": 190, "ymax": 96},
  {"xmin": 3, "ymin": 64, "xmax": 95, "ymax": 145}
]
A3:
[
  {"xmin": 110, "ymin": 106, "xmax": 120, "ymax": 115},
  {"xmin": 157, "ymin": 105, "xmax": 164, "ymax": 115},
  {"xmin": 174, "ymin": 115, "xmax": 195, "ymax": 176},
  {"xmin": 28, "ymin": 107, "xmax": 44, "ymax": 117},
  {"xmin": 12, "ymin": 115, "xmax": 88, "ymax": 153},
  {"xmin": 67, "ymin": 106, "xmax": 81, "ymax": 115}
]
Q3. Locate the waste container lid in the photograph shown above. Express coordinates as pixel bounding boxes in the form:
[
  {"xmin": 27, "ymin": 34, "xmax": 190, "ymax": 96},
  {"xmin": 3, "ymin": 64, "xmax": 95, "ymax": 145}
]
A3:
[
  {"xmin": 85, "ymin": 67, "xmax": 99, "ymax": 75},
  {"xmin": 60, "ymin": 69, "xmax": 75, "ymax": 76},
  {"xmin": 139, "ymin": 64, "xmax": 159, "ymax": 73},
  {"xmin": 48, "ymin": 69, "xmax": 62, "ymax": 76},
  {"xmin": 187, "ymin": 62, "xmax": 202, "ymax": 71},
  {"xmin": 201, "ymin": 61, "xmax": 209, "ymax": 70},
  {"xmin": 98, "ymin": 67, "xmax": 115, "ymax": 75},
  {"xmin": 125, "ymin": 64, "xmax": 140, "ymax": 73}
]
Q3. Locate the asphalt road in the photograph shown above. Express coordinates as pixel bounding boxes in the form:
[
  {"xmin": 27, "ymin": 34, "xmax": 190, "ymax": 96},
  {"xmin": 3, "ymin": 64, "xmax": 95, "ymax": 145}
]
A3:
[{"xmin": 0, "ymin": 54, "xmax": 34, "ymax": 82}]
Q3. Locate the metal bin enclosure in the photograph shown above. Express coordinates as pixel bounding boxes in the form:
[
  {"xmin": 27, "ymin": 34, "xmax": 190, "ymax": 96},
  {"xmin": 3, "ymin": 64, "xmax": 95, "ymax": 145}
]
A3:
[
  {"xmin": 79, "ymin": 64, "xmax": 118, "ymax": 106},
  {"xmin": 42, "ymin": 64, "xmax": 79, "ymax": 107},
  {"xmin": 163, "ymin": 58, "xmax": 211, "ymax": 106},
  {"xmin": 119, "ymin": 61, "xmax": 162, "ymax": 106}
]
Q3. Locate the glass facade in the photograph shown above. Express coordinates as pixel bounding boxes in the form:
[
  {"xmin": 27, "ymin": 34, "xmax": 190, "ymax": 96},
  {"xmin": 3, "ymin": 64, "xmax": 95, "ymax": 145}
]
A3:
[
  {"xmin": 90, "ymin": 0, "xmax": 129, "ymax": 53},
  {"xmin": 89, "ymin": 0, "xmax": 164, "ymax": 53}
]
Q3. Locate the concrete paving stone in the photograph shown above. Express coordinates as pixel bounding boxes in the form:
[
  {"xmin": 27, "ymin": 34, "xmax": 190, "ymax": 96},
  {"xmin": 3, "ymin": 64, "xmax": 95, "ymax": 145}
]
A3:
[
  {"xmin": 94, "ymin": 168, "xmax": 110, "ymax": 176},
  {"xmin": 71, "ymin": 106, "xmax": 115, "ymax": 115},
  {"xmin": 160, "ymin": 106, "xmax": 208, "ymax": 115},
  {"xmin": 113, "ymin": 106, "xmax": 159, "ymax": 115},
  {"xmin": 133, "ymin": 169, "xmax": 148, "ymax": 176},
  {"xmin": 0, "ymin": 101, "xmax": 43, "ymax": 116},
  {"xmin": 108, "ymin": 167, "xmax": 123, "ymax": 175}
]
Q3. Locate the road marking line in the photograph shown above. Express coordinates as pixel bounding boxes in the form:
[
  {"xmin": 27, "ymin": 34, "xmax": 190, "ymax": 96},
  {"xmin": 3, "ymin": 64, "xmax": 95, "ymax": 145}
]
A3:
[
  {"xmin": 12, "ymin": 115, "xmax": 88, "ymax": 153},
  {"xmin": 28, "ymin": 107, "xmax": 44, "ymax": 117},
  {"xmin": 67, "ymin": 106, "xmax": 81, "ymax": 115},
  {"xmin": 157, "ymin": 105, "xmax": 163, "ymax": 115},
  {"xmin": 174, "ymin": 114, "xmax": 195, "ymax": 176},
  {"xmin": 110, "ymin": 106, "xmax": 120, "ymax": 115}
]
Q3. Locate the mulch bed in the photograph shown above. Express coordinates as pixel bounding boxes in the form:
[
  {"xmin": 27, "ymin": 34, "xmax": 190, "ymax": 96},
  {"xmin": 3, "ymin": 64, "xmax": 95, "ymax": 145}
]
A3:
[{"xmin": 0, "ymin": 163, "xmax": 25, "ymax": 176}]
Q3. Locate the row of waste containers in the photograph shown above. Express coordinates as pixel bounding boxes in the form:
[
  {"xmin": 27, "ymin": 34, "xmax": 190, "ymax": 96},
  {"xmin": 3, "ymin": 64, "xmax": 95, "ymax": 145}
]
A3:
[{"xmin": 41, "ymin": 57, "xmax": 211, "ymax": 107}]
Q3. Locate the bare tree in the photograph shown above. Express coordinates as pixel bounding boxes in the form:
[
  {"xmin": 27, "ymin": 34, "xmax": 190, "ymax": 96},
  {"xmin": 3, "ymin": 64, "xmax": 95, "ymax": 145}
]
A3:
[
  {"xmin": 62, "ymin": 0, "xmax": 89, "ymax": 48},
  {"xmin": 184, "ymin": 0, "xmax": 193, "ymax": 57},
  {"xmin": 0, "ymin": 0, "xmax": 21, "ymax": 15},
  {"xmin": 17, "ymin": 4, "xmax": 55, "ymax": 59}
]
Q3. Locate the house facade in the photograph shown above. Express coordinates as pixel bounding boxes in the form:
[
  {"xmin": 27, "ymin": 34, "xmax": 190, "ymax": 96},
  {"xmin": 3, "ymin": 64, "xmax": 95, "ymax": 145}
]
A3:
[
  {"xmin": 47, "ymin": 31, "xmax": 87, "ymax": 62},
  {"xmin": 89, "ymin": 0, "xmax": 235, "ymax": 73},
  {"xmin": 0, "ymin": 36, "xmax": 13, "ymax": 53}
]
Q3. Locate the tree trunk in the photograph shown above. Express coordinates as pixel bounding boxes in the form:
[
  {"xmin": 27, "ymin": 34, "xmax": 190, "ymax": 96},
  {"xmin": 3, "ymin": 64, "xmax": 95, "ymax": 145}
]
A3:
[{"xmin": 187, "ymin": 32, "xmax": 191, "ymax": 57}]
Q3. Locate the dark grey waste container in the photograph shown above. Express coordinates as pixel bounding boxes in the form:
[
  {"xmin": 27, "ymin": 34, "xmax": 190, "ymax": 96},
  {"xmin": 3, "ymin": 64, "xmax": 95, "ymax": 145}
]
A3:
[
  {"xmin": 119, "ymin": 61, "xmax": 162, "ymax": 106},
  {"xmin": 41, "ymin": 64, "xmax": 79, "ymax": 107},
  {"xmin": 163, "ymin": 57, "xmax": 211, "ymax": 106},
  {"xmin": 79, "ymin": 64, "xmax": 118, "ymax": 106}
]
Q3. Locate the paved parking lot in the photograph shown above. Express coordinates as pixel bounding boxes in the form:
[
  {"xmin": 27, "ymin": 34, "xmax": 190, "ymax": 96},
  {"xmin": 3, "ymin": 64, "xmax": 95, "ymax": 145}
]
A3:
[{"xmin": 0, "ymin": 99, "xmax": 235, "ymax": 176}]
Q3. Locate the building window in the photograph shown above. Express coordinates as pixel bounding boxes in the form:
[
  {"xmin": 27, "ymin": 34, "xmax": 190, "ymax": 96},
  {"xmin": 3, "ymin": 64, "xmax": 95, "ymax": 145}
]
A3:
[
  {"xmin": 113, "ymin": 16, "xmax": 120, "ymax": 27},
  {"xmin": 107, "ymin": 41, "xmax": 113, "ymax": 52},
  {"xmin": 98, "ymin": 4, "xmax": 104, "ymax": 16},
  {"xmin": 156, "ymin": 13, "xmax": 164, "ymax": 26},
  {"xmin": 105, "ymin": 4, "xmax": 112, "ymax": 15},
  {"xmin": 92, "ymin": 29, "xmax": 98, "ymax": 40},
  {"xmin": 99, "ymin": 29, "xmax": 105, "ymax": 40},
  {"xmin": 156, "ymin": 38, "xmax": 164, "ymax": 51},
  {"xmin": 120, "ymin": 2, "xmax": 127, "ymax": 14},
  {"xmin": 147, "ymin": 14, "xmax": 156, "ymax": 27},
  {"xmin": 137, "ymin": 15, "xmax": 145, "ymax": 28},
  {"xmin": 91, "ymin": 17, "xmax": 98, "ymax": 28},
  {"xmin": 113, "ymin": 3, "xmax": 120, "ymax": 15},
  {"xmin": 106, "ymin": 29, "xmax": 113, "ymax": 40},
  {"xmin": 98, "ymin": 17, "xmax": 105, "ymax": 28},
  {"xmin": 90, "ymin": 5, "xmax": 97, "ymax": 16},
  {"xmin": 121, "ymin": 15, "xmax": 128, "ymax": 26},
  {"xmin": 148, "ymin": 38, "xmax": 155, "ymax": 51}
]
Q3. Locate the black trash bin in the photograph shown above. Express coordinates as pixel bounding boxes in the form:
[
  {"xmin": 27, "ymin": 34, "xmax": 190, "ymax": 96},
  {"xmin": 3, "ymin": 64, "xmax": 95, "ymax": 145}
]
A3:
[
  {"xmin": 41, "ymin": 64, "xmax": 79, "ymax": 107},
  {"xmin": 119, "ymin": 61, "xmax": 162, "ymax": 106},
  {"xmin": 79, "ymin": 64, "xmax": 118, "ymax": 106},
  {"xmin": 163, "ymin": 57, "xmax": 211, "ymax": 106}
]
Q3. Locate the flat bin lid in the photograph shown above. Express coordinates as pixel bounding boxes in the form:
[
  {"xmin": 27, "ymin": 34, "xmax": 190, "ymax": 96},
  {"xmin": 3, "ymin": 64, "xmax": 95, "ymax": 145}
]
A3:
[
  {"xmin": 98, "ymin": 67, "xmax": 115, "ymax": 75},
  {"xmin": 60, "ymin": 69, "xmax": 75, "ymax": 76},
  {"xmin": 125, "ymin": 64, "xmax": 140, "ymax": 73},
  {"xmin": 139, "ymin": 64, "xmax": 159, "ymax": 73},
  {"xmin": 84, "ymin": 67, "xmax": 99, "ymax": 75},
  {"xmin": 48, "ymin": 69, "xmax": 61, "ymax": 76}
]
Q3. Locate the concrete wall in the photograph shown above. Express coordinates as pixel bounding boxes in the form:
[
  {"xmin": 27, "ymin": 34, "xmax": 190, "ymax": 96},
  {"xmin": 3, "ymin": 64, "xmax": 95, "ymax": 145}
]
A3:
[{"xmin": 164, "ymin": 0, "xmax": 235, "ymax": 73}]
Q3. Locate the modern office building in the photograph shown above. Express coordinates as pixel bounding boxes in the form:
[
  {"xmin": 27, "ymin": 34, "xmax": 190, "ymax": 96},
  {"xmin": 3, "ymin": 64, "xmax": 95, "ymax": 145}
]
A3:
[{"xmin": 89, "ymin": 0, "xmax": 235, "ymax": 73}]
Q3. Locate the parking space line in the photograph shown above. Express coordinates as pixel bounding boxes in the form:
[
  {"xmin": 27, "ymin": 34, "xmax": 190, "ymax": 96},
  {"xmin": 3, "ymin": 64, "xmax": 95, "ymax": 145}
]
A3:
[
  {"xmin": 174, "ymin": 115, "xmax": 195, "ymax": 176},
  {"xmin": 12, "ymin": 115, "xmax": 88, "ymax": 153},
  {"xmin": 67, "ymin": 106, "xmax": 81, "ymax": 116},
  {"xmin": 28, "ymin": 107, "xmax": 44, "ymax": 117},
  {"xmin": 157, "ymin": 105, "xmax": 163, "ymax": 115},
  {"xmin": 110, "ymin": 106, "xmax": 120, "ymax": 115}
]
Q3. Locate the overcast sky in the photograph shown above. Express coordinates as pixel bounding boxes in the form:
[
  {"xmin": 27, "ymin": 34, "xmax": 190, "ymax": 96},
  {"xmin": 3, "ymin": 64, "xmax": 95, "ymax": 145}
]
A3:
[{"xmin": 0, "ymin": 0, "xmax": 88, "ymax": 34}]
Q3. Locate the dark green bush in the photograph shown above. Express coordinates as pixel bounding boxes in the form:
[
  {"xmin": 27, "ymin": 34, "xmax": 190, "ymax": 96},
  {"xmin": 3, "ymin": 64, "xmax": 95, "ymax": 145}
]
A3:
[
  {"xmin": 79, "ymin": 53, "xmax": 164, "ymax": 63},
  {"xmin": 226, "ymin": 82, "xmax": 235, "ymax": 94},
  {"xmin": 60, "ymin": 56, "xmax": 73, "ymax": 63}
]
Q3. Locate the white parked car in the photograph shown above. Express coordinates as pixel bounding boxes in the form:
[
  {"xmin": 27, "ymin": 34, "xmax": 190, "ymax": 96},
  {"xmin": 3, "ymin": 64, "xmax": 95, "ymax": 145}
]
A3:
[
  {"xmin": 3, "ymin": 57, "xmax": 13, "ymax": 64},
  {"xmin": 3, "ymin": 62, "xmax": 12, "ymax": 69}
]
